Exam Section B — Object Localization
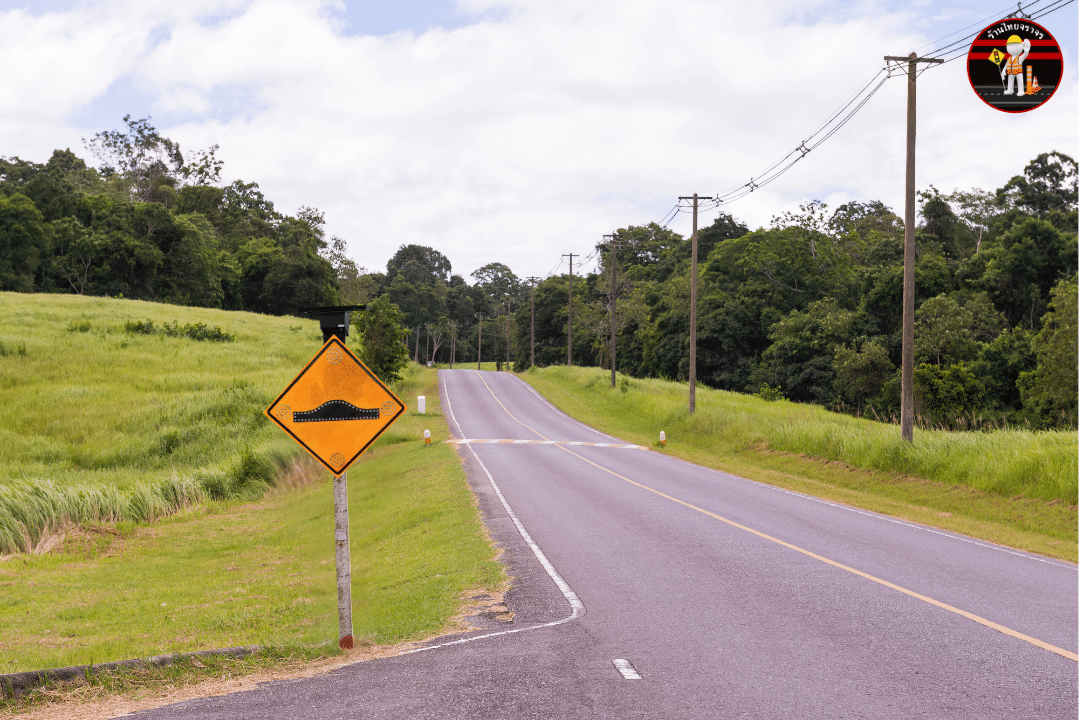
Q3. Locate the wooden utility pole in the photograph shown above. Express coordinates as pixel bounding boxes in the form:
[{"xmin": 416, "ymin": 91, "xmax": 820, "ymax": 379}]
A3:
[
  {"xmin": 526, "ymin": 276, "xmax": 540, "ymax": 368},
  {"xmin": 679, "ymin": 194, "xmax": 707, "ymax": 413},
  {"xmin": 475, "ymin": 313, "xmax": 483, "ymax": 370},
  {"xmin": 604, "ymin": 234, "xmax": 617, "ymax": 388},
  {"xmin": 885, "ymin": 52, "xmax": 943, "ymax": 441},
  {"xmin": 562, "ymin": 253, "xmax": 578, "ymax": 366}
]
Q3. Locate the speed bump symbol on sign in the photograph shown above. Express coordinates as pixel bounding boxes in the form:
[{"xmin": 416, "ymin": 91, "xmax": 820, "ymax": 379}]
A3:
[{"xmin": 265, "ymin": 337, "xmax": 406, "ymax": 475}]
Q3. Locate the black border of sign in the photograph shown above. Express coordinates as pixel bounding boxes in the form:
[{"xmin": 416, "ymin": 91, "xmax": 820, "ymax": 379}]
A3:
[{"xmin": 264, "ymin": 337, "xmax": 407, "ymax": 476}]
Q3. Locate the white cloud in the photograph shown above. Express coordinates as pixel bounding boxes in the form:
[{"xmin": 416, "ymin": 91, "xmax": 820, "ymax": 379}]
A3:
[{"xmin": 1, "ymin": 0, "xmax": 1075, "ymax": 280}]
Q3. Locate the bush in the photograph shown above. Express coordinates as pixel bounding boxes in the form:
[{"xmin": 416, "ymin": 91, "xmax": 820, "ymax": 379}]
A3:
[
  {"xmin": 913, "ymin": 362, "xmax": 986, "ymax": 429},
  {"xmin": 124, "ymin": 319, "xmax": 234, "ymax": 342}
]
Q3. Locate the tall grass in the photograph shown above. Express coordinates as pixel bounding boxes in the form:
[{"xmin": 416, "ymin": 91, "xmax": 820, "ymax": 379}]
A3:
[
  {"xmin": 0, "ymin": 448, "xmax": 291, "ymax": 554},
  {"xmin": 526, "ymin": 366, "xmax": 1078, "ymax": 504},
  {"xmin": 0, "ymin": 292, "xmax": 333, "ymax": 554}
]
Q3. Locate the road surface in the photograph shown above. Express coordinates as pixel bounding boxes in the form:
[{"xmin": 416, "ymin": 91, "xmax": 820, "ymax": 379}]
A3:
[{"xmin": 130, "ymin": 369, "xmax": 1078, "ymax": 719}]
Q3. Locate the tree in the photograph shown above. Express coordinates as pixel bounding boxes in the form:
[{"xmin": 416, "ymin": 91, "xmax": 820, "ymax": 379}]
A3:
[
  {"xmin": 759, "ymin": 298, "xmax": 873, "ymax": 404},
  {"xmin": 1018, "ymin": 277, "xmax": 1078, "ymax": 427},
  {"xmin": 996, "ymin": 151, "xmax": 1077, "ymax": 216},
  {"xmin": 913, "ymin": 363, "xmax": 986, "ymax": 429},
  {"xmin": 828, "ymin": 200, "xmax": 904, "ymax": 243},
  {"xmin": 161, "ymin": 213, "xmax": 225, "ymax": 308},
  {"xmin": 321, "ymin": 235, "xmax": 367, "ymax": 303},
  {"xmin": 83, "ymin": 115, "xmax": 222, "ymax": 203},
  {"xmin": 356, "ymin": 296, "xmax": 409, "ymax": 383},
  {"xmin": 914, "ymin": 293, "xmax": 1003, "ymax": 366},
  {"xmin": 961, "ymin": 217, "xmax": 1074, "ymax": 328},
  {"xmin": 918, "ymin": 186, "xmax": 967, "ymax": 259},
  {"xmin": 0, "ymin": 193, "xmax": 46, "ymax": 291},
  {"xmin": 386, "ymin": 244, "xmax": 452, "ymax": 286},
  {"xmin": 470, "ymin": 262, "xmax": 520, "ymax": 306},
  {"xmin": 969, "ymin": 326, "xmax": 1035, "ymax": 415},
  {"xmin": 217, "ymin": 180, "xmax": 279, "ymax": 249},
  {"xmin": 942, "ymin": 187, "xmax": 997, "ymax": 254},
  {"xmin": 604, "ymin": 223, "xmax": 681, "ymax": 272},
  {"xmin": 49, "ymin": 216, "xmax": 99, "ymax": 294},
  {"xmin": 833, "ymin": 339, "xmax": 896, "ymax": 413}
]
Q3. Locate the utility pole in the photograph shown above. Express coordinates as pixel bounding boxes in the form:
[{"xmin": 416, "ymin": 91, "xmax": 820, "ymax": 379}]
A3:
[
  {"xmin": 562, "ymin": 253, "xmax": 578, "ymax": 366},
  {"xmin": 526, "ymin": 276, "xmax": 540, "ymax": 368},
  {"xmin": 885, "ymin": 52, "xmax": 943, "ymax": 442},
  {"xmin": 604, "ymin": 234, "xmax": 617, "ymax": 388},
  {"xmin": 475, "ymin": 313, "xmax": 483, "ymax": 370},
  {"xmin": 679, "ymin": 194, "xmax": 707, "ymax": 413},
  {"xmin": 449, "ymin": 321, "xmax": 456, "ymax": 369}
]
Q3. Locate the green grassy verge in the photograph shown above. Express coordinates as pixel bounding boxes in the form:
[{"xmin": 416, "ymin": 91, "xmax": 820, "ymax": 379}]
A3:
[
  {"xmin": 0, "ymin": 292, "xmax": 505, "ymax": 682},
  {"xmin": 0, "ymin": 292, "xmax": 321, "ymax": 554},
  {"xmin": 519, "ymin": 366, "xmax": 1077, "ymax": 563}
]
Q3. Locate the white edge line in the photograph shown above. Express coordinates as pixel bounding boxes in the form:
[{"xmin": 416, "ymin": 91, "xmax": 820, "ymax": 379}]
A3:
[
  {"xmin": 507, "ymin": 373, "xmax": 1075, "ymax": 571},
  {"xmin": 401, "ymin": 373, "xmax": 585, "ymax": 656}
]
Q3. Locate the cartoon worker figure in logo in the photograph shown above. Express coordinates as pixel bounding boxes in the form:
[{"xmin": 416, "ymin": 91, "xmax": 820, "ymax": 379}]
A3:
[{"xmin": 1001, "ymin": 34, "xmax": 1031, "ymax": 94}]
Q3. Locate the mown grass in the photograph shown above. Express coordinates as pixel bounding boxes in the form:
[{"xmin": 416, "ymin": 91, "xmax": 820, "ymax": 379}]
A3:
[
  {"xmin": 0, "ymin": 292, "xmax": 505, "ymax": 683},
  {"xmin": 520, "ymin": 366, "xmax": 1077, "ymax": 563}
]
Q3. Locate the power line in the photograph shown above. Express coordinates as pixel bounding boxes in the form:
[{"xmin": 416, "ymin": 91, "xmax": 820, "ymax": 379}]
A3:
[{"xmin": 641, "ymin": 0, "xmax": 1074, "ymax": 232}]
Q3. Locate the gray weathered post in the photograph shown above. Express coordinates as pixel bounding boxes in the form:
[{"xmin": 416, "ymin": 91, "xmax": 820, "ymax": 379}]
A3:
[
  {"xmin": 332, "ymin": 471, "xmax": 353, "ymax": 648},
  {"xmin": 885, "ymin": 52, "xmax": 942, "ymax": 441}
]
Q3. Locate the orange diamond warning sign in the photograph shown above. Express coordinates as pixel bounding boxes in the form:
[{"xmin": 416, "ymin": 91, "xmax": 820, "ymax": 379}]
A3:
[{"xmin": 265, "ymin": 337, "xmax": 406, "ymax": 475}]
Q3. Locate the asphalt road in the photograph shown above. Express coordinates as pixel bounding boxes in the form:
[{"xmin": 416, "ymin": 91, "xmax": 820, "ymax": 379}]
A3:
[{"xmin": 130, "ymin": 369, "xmax": 1078, "ymax": 719}]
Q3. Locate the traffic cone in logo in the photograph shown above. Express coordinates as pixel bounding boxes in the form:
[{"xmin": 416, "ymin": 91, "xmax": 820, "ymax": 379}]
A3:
[{"xmin": 1032, "ymin": 76, "xmax": 1041, "ymax": 93}]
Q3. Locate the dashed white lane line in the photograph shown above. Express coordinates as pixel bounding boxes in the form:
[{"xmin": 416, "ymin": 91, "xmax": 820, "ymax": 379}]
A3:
[
  {"xmin": 446, "ymin": 439, "xmax": 647, "ymax": 449},
  {"xmin": 612, "ymin": 659, "xmax": 642, "ymax": 680}
]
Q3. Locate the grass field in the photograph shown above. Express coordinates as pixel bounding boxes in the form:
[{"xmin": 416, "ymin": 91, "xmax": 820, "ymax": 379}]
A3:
[
  {"xmin": 0, "ymin": 292, "xmax": 504, "ymax": 677},
  {"xmin": 517, "ymin": 366, "xmax": 1077, "ymax": 563}
]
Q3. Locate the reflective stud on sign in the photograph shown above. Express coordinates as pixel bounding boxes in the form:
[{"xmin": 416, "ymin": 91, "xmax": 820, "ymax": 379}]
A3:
[{"xmin": 265, "ymin": 337, "xmax": 406, "ymax": 475}]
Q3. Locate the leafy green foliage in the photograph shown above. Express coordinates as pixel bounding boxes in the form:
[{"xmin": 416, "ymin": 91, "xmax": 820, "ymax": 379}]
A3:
[
  {"xmin": 913, "ymin": 363, "xmax": 986, "ymax": 429},
  {"xmin": 356, "ymin": 295, "xmax": 409, "ymax": 383},
  {"xmin": 124, "ymin": 319, "xmax": 235, "ymax": 342},
  {"xmin": 1, "ymin": 119, "xmax": 338, "ymax": 313},
  {"xmin": 1018, "ymin": 278, "xmax": 1078, "ymax": 428}
]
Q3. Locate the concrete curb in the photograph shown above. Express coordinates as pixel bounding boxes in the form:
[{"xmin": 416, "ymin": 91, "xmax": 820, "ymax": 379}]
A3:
[{"xmin": 1, "ymin": 645, "xmax": 262, "ymax": 700}]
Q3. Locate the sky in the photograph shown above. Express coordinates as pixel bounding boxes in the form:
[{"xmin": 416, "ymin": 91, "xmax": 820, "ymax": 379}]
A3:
[{"xmin": 1, "ymin": 0, "xmax": 1076, "ymax": 282}]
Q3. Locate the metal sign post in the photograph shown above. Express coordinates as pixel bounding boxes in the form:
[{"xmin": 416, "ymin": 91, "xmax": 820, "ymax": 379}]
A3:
[{"xmin": 265, "ymin": 305, "xmax": 405, "ymax": 650}]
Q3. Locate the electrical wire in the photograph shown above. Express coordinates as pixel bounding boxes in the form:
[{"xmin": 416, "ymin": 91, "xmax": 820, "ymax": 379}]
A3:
[
  {"xmin": 920, "ymin": 0, "xmax": 1075, "ymax": 68},
  {"xmin": 626, "ymin": 0, "xmax": 1075, "ymax": 247}
]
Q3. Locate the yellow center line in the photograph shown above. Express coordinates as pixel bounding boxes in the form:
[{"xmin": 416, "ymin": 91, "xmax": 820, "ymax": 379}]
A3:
[{"xmin": 472, "ymin": 371, "xmax": 1078, "ymax": 663}]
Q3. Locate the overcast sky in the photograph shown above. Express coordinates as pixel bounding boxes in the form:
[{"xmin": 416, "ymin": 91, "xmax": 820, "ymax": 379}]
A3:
[{"xmin": 1, "ymin": 0, "xmax": 1076, "ymax": 282}]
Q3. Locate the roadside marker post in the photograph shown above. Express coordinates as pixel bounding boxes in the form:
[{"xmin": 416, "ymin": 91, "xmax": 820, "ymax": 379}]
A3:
[{"xmin": 265, "ymin": 306, "xmax": 405, "ymax": 650}]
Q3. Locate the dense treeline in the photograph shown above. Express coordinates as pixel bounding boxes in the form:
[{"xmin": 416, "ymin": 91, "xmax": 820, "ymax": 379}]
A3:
[
  {"xmin": 0, "ymin": 116, "xmax": 346, "ymax": 314},
  {"xmin": 1, "ymin": 121, "xmax": 1075, "ymax": 430},
  {"xmin": 359, "ymin": 152, "xmax": 1078, "ymax": 431}
]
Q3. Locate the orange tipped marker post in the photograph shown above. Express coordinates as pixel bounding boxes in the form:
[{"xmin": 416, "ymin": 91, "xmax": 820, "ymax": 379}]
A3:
[
  {"xmin": 659, "ymin": 430, "xmax": 666, "ymax": 447},
  {"xmin": 424, "ymin": 429, "xmax": 431, "ymax": 446}
]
